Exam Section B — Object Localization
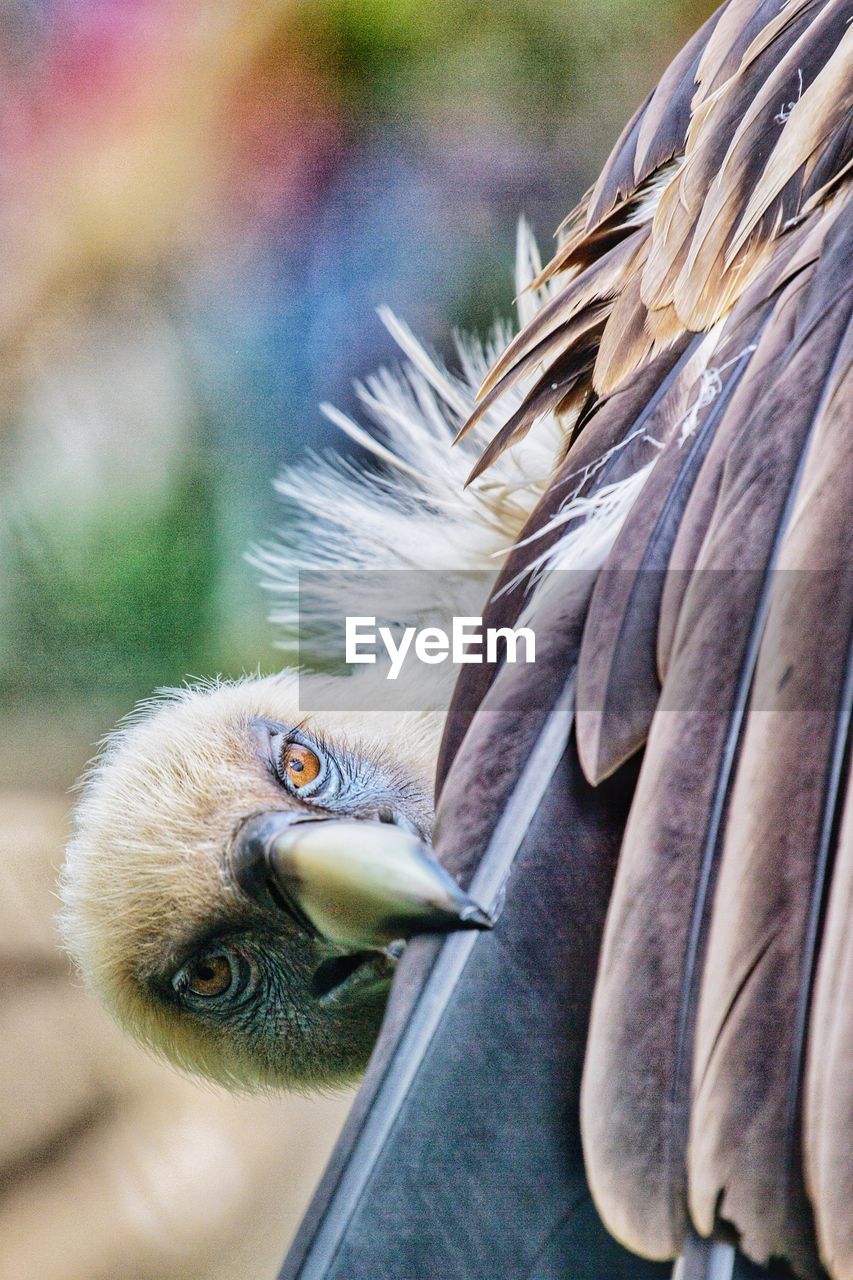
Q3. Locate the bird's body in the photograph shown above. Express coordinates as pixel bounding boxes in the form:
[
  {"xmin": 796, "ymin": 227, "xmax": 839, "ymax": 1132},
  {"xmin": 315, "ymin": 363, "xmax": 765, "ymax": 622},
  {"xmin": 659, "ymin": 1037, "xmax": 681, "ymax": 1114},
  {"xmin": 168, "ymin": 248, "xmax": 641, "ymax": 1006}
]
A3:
[
  {"xmin": 434, "ymin": 2, "xmax": 853, "ymax": 1274},
  {"xmin": 62, "ymin": 0, "xmax": 852, "ymax": 1276}
]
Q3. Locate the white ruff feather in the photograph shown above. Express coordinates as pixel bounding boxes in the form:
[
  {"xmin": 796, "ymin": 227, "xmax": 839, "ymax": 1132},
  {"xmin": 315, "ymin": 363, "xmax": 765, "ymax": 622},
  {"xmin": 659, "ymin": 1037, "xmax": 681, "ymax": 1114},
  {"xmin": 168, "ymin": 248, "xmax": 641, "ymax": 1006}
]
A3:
[
  {"xmin": 250, "ymin": 214, "xmax": 680, "ymax": 653},
  {"xmin": 251, "ymin": 219, "xmax": 567, "ymax": 646}
]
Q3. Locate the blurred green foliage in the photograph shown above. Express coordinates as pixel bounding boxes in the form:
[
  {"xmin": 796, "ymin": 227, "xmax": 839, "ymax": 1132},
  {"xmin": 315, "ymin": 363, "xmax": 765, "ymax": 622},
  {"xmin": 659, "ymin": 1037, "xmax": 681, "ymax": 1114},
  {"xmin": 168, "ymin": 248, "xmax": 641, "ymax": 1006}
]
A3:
[
  {"xmin": 298, "ymin": 0, "xmax": 711, "ymax": 130},
  {"xmin": 0, "ymin": 454, "xmax": 221, "ymax": 707},
  {"xmin": 303, "ymin": 0, "xmax": 577, "ymax": 121},
  {"xmin": 447, "ymin": 244, "xmax": 517, "ymax": 337}
]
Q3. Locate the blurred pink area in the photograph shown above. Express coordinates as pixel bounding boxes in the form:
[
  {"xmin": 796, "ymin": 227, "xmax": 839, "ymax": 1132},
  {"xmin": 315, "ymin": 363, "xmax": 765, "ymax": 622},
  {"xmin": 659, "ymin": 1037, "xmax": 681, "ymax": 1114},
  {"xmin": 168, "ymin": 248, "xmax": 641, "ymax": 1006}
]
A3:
[{"xmin": 0, "ymin": 2, "xmax": 342, "ymax": 338}]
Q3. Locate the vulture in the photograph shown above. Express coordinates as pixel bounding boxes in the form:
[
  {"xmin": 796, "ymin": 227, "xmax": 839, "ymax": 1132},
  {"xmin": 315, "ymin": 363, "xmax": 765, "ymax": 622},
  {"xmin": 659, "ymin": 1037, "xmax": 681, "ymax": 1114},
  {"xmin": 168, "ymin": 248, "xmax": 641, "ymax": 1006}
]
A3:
[{"xmin": 62, "ymin": 1, "xmax": 852, "ymax": 1278}]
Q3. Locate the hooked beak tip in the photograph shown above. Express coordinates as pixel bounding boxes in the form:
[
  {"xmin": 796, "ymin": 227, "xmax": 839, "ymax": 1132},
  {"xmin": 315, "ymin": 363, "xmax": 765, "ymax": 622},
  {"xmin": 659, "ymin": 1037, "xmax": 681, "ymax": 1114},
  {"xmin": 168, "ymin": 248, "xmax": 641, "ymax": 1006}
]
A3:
[{"xmin": 459, "ymin": 903, "xmax": 494, "ymax": 930}]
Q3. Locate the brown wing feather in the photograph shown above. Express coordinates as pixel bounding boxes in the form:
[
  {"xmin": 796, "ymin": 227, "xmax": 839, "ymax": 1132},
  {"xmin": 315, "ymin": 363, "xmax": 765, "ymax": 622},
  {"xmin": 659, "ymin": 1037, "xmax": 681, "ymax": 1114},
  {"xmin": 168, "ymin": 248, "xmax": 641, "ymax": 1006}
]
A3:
[
  {"xmin": 805, "ymin": 743, "xmax": 853, "ymax": 1280},
  {"xmin": 463, "ymin": 0, "xmax": 851, "ymax": 479},
  {"xmin": 727, "ymin": 26, "xmax": 853, "ymax": 262},
  {"xmin": 573, "ymin": 318, "xmax": 767, "ymax": 786},
  {"xmin": 464, "ymin": 326, "xmax": 604, "ymax": 485},
  {"xmin": 458, "ymin": 304, "xmax": 609, "ymax": 444},
  {"xmin": 656, "ymin": 201, "xmax": 838, "ymax": 680},
  {"xmin": 587, "ymin": 94, "xmax": 655, "ymax": 230},
  {"xmin": 581, "ymin": 238, "xmax": 851, "ymax": 1266},
  {"xmin": 594, "ymin": 238, "xmax": 655, "ymax": 394},
  {"xmin": 688, "ymin": 301, "xmax": 852, "ymax": 1278},
  {"xmin": 672, "ymin": 4, "xmax": 852, "ymax": 327},
  {"xmin": 439, "ymin": 337, "xmax": 695, "ymax": 782},
  {"xmin": 475, "ymin": 233, "xmax": 645, "ymax": 403},
  {"xmin": 532, "ymin": 200, "xmax": 646, "ymax": 291},
  {"xmin": 644, "ymin": 0, "xmax": 843, "ymax": 328},
  {"xmin": 802, "ymin": 106, "xmax": 853, "ymax": 205},
  {"xmin": 693, "ymin": 0, "xmax": 789, "ymax": 96},
  {"xmin": 441, "ymin": 5, "xmax": 853, "ymax": 1276}
]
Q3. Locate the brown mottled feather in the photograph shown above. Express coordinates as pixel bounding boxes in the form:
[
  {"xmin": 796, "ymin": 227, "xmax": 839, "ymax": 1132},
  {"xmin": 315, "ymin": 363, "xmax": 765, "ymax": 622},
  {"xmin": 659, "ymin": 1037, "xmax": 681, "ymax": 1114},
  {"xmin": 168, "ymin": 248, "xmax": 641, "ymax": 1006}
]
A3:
[
  {"xmin": 805, "ymin": 740, "xmax": 853, "ymax": 1280},
  {"xmin": 475, "ymin": 233, "xmax": 645, "ymax": 403},
  {"xmin": 444, "ymin": 5, "xmax": 853, "ymax": 1276},
  {"xmin": 581, "ymin": 243, "xmax": 851, "ymax": 1265},
  {"xmin": 673, "ymin": 4, "xmax": 852, "ymax": 327},
  {"xmin": 727, "ymin": 26, "xmax": 853, "ymax": 263},
  {"xmin": 688, "ymin": 302, "xmax": 852, "ymax": 1278},
  {"xmin": 594, "ymin": 239, "xmax": 655, "ymax": 394}
]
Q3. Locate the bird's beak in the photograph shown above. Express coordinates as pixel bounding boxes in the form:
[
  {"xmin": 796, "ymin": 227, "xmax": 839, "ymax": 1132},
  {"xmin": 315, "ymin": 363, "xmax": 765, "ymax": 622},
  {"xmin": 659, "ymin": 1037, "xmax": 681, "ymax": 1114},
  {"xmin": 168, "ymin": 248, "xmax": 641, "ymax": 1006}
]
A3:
[{"xmin": 232, "ymin": 813, "xmax": 493, "ymax": 950}]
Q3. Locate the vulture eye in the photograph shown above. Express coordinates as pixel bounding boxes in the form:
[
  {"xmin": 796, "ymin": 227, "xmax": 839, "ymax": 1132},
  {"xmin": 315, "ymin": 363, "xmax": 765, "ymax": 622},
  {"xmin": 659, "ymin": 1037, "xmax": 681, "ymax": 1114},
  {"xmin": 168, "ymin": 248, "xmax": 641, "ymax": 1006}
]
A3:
[
  {"xmin": 172, "ymin": 949, "xmax": 243, "ymax": 1001},
  {"xmin": 279, "ymin": 741, "xmax": 324, "ymax": 793}
]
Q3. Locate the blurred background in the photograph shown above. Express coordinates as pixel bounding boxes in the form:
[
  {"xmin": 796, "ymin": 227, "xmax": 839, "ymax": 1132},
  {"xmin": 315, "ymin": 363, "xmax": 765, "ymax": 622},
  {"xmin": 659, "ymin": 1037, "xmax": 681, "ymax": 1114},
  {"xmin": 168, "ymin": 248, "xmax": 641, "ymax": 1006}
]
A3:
[{"xmin": 0, "ymin": 1, "xmax": 714, "ymax": 1277}]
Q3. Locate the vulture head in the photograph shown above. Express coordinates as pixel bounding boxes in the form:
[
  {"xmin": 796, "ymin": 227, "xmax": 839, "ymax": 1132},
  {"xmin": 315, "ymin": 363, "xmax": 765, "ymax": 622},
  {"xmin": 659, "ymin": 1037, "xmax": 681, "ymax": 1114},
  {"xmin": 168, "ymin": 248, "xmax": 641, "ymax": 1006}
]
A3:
[{"xmin": 60, "ymin": 670, "xmax": 488, "ymax": 1091}]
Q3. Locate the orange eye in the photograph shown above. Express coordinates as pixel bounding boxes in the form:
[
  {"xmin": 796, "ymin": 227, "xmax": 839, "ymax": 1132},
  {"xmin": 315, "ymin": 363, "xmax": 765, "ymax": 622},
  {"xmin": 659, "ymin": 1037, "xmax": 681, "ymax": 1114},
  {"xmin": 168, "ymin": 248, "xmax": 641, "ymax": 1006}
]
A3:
[
  {"xmin": 184, "ymin": 952, "xmax": 234, "ymax": 998},
  {"xmin": 281, "ymin": 742, "xmax": 322, "ymax": 789}
]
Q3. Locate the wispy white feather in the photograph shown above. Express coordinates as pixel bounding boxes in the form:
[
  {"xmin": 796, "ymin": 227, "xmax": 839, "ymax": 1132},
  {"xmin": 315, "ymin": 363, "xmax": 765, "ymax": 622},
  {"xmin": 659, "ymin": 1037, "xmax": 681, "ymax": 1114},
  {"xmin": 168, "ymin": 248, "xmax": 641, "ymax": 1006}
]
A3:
[
  {"xmin": 252, "ymin": 212, "xmax": 688, "ymax": 659},
  {"xmin": 251, "ymin": 219, "xmax": 566, "ymax": 647}
]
